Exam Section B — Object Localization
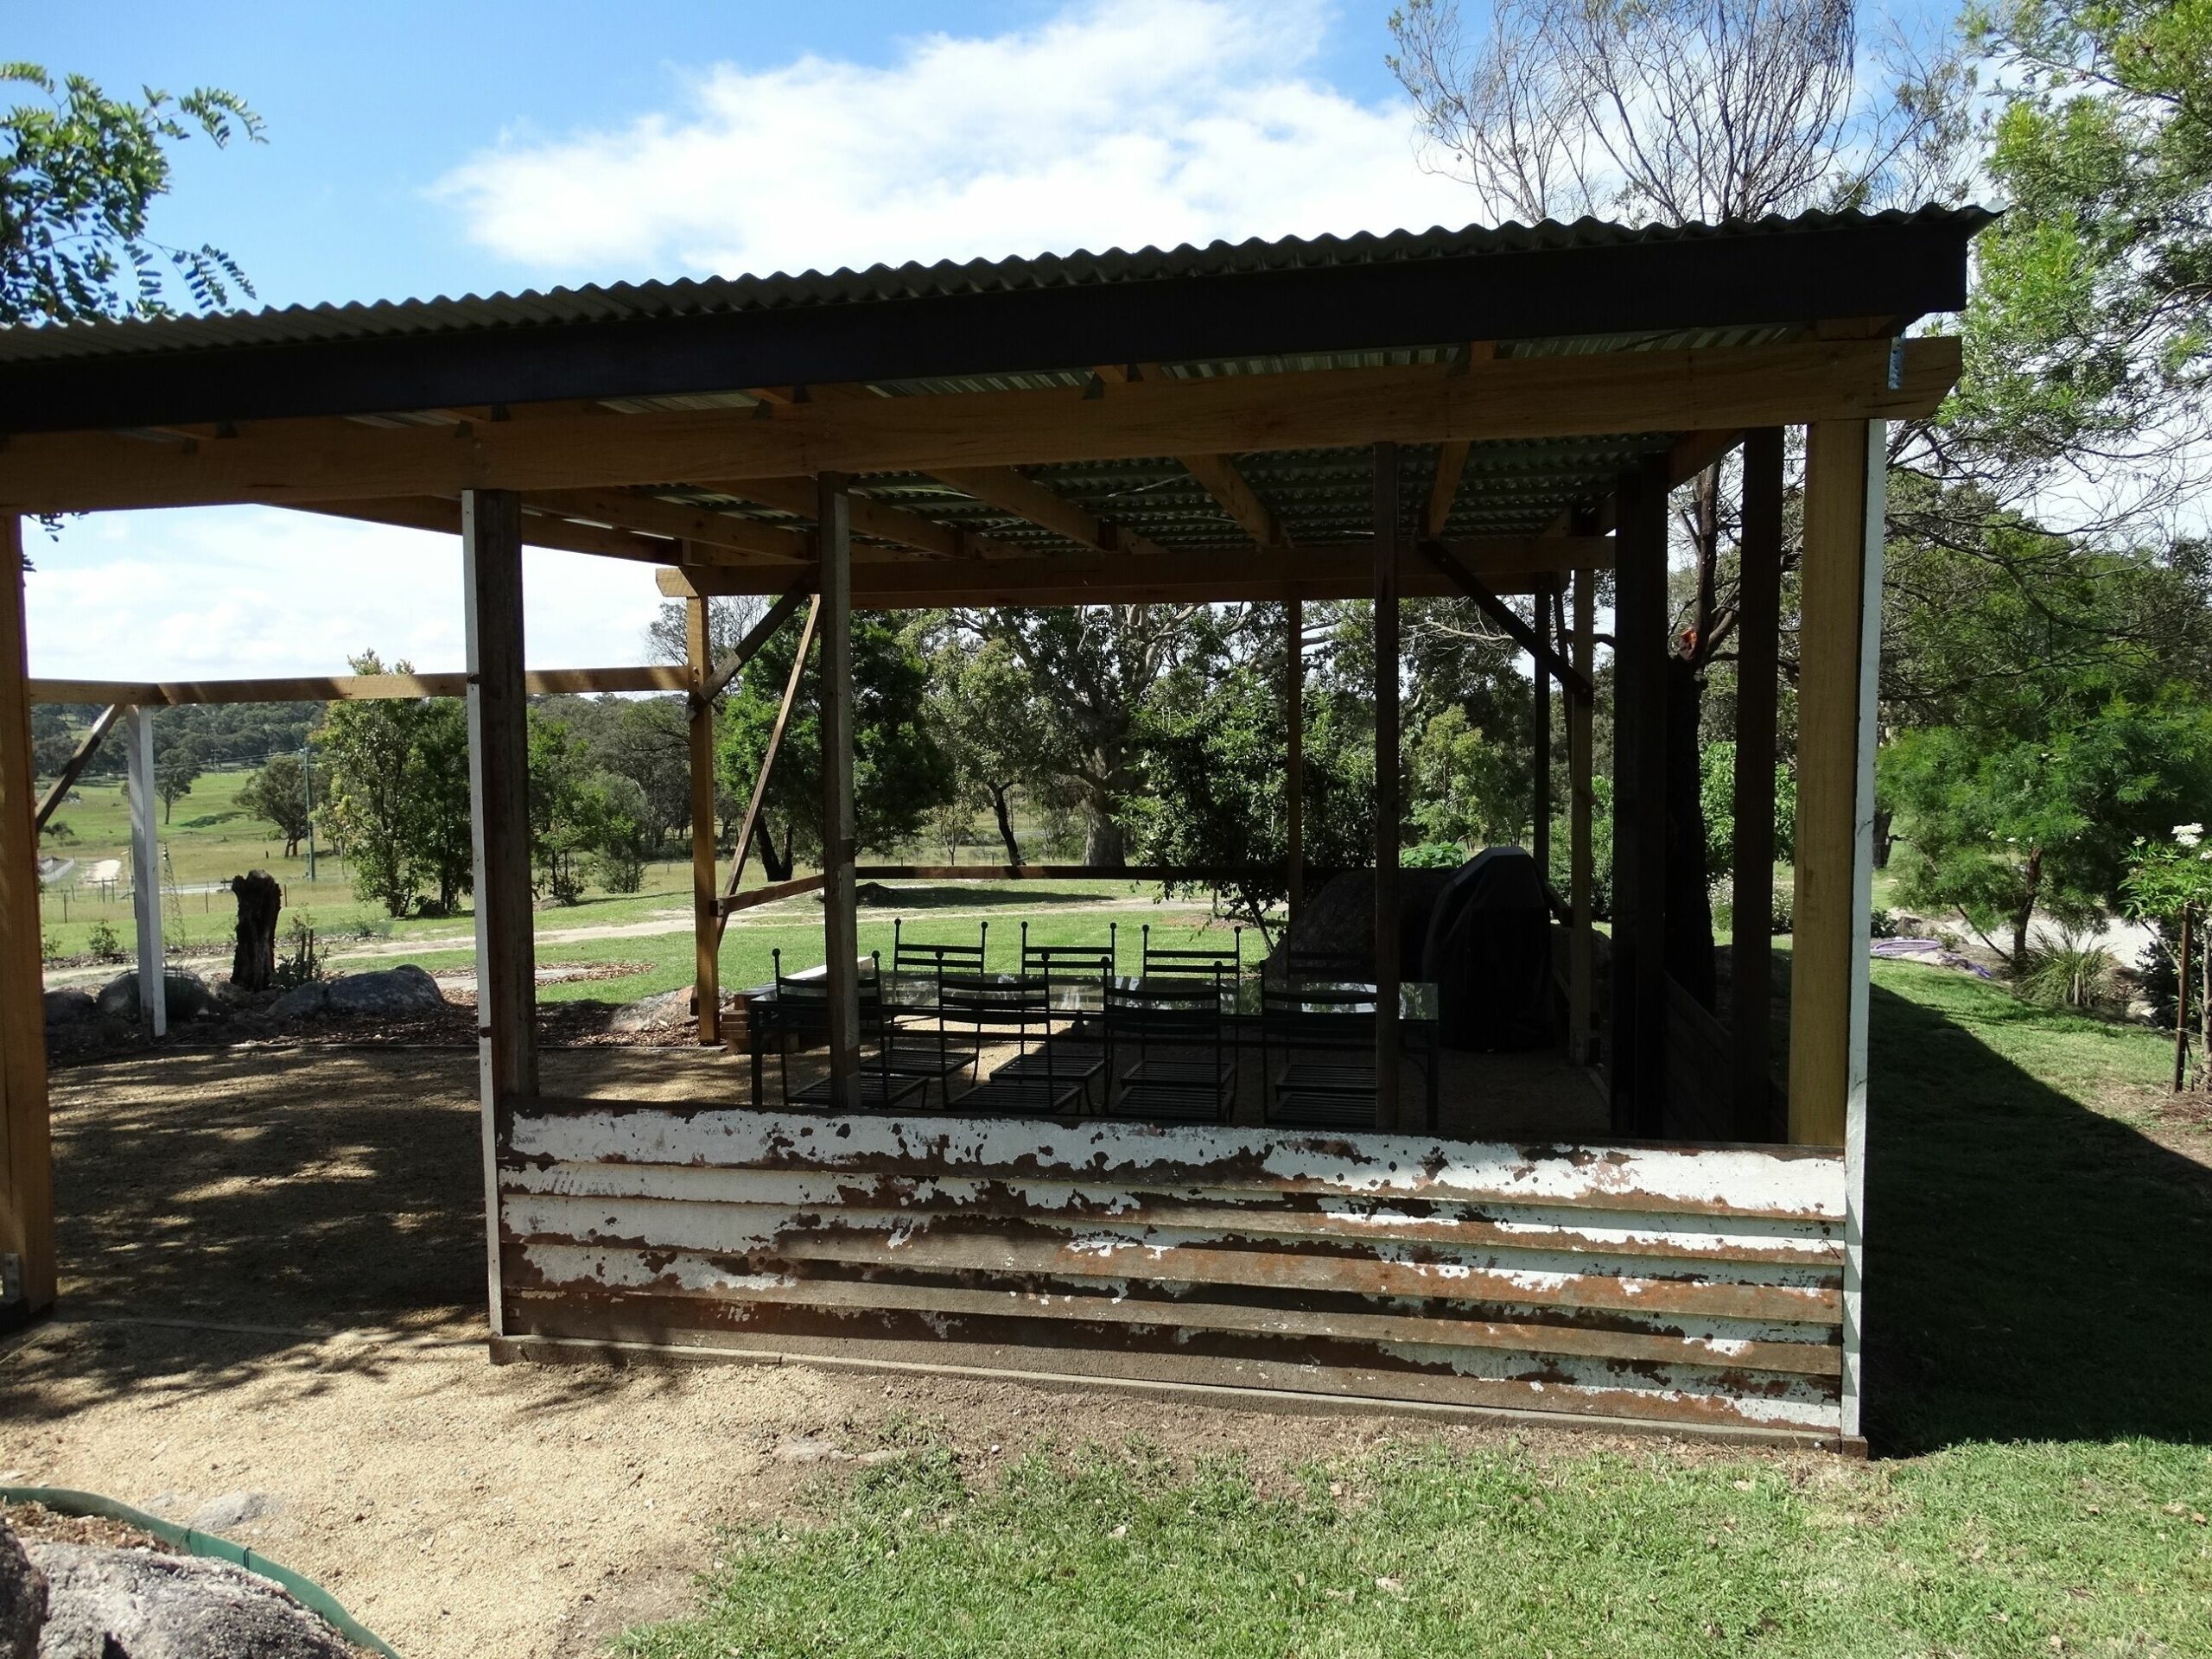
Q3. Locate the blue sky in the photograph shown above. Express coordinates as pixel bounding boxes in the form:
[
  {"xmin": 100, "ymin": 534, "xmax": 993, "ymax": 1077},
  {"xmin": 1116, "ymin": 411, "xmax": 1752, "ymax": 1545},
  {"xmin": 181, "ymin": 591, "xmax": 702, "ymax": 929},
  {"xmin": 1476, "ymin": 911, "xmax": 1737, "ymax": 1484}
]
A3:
[{"xmin": 19, "ymin": 1, "xmax": 1460, "ymax": 678}]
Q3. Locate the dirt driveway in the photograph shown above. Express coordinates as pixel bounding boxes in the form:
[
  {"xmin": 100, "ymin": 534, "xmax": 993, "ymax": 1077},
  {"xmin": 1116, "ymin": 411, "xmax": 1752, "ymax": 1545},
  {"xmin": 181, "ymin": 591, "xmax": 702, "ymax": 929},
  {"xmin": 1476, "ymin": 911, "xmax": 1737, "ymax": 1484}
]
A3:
[{"xmin": 0, "ymin": 1046, "xmax": 1620, "ymax": 1658}]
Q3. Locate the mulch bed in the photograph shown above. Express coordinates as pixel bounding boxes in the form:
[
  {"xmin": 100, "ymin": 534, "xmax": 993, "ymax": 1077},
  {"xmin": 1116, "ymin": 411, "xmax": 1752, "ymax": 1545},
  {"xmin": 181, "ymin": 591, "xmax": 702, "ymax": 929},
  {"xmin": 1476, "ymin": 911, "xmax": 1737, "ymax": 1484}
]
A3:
[{"xmin": 1, "ymin": 1499, "xmax": 179, "ymax": 1554}]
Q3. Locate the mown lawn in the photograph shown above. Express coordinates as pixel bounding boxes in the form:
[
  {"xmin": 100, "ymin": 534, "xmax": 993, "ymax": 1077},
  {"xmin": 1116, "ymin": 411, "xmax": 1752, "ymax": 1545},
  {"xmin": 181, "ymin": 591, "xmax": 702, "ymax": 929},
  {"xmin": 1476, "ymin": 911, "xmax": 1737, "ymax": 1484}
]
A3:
[{"xmin": 622, "ymin": 962, "xmax": 2212, "ymax": 1659}]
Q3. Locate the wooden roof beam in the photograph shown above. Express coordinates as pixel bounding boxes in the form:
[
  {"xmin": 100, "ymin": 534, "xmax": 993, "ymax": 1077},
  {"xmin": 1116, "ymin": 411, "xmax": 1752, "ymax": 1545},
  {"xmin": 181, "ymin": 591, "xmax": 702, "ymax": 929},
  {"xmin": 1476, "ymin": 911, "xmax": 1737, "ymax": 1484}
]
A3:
[
  {"xmin": 1094, "ymin": 365, "xmax": 1286, "ymax": 549},
  {"xmin": 661, "ymin": 534, "xmax": 1611, "ymax": 609},
  {"xmin": 929, "ymin": 465, "xmax": 1172, "ymax": 558},
  {"xmin": 0, "ymin": 338, "xmax": 1961, "ymax": 515}
]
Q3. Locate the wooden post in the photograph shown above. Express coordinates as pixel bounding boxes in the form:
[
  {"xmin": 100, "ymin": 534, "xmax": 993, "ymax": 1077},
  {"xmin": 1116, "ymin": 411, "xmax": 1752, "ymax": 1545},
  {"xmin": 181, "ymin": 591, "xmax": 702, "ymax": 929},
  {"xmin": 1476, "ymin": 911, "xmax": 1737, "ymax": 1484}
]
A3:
[
  {"xmin": 1733, "ymin": 428, "xmax": 1783, "ymax": 1138},
  {"xmin": 0, "ymin": 518, "xmax": 54, "ymax": 1315},
  {"xmin": 1567, "ymin": 563, "xmax": 1596, "ymax": 1065},
  {"xmin": 463, "ymin": 488, "xmax": 537, "ymax": 1340},
  {"xmin": 1789, "ymin": 421, "xmax": 1883, "ymax": 1147},
  {"xmin": 1286, "ymin": 597, "xmax": 1305, "ymax": 923},
  {"xmin": 126, "ymin": 706, "xmax": 165, "ymax": 1039},
  {"xmin": 1373, "ymin": 443, "xmax": 1402, "ymax": 1131},
  {"xmin": 684, "ymin": 585, "xmax": 720, "ymax": 1046},
  {"xmin": 1611, "ymin": 456, "xmax": 1670, "ymax": 1135},
  {"xmin": 1529, "ymin": 576, "xmax": 1553, "ymax": 880},
  {"xmin": 817, "ymin": 473, "xmax": 861, "ymax": 1105},
  {"xmin": 1790, "ymin": 417, "xmax": 1885, "ymax": 1450}
]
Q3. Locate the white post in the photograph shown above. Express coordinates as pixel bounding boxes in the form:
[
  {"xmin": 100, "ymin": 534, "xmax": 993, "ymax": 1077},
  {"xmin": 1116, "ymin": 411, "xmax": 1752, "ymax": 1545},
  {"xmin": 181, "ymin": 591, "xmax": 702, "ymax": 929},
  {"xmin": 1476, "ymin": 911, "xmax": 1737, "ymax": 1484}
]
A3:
[{"xmin": 126, "ymin": 707, "xmax": 165, "ymax": 1038}]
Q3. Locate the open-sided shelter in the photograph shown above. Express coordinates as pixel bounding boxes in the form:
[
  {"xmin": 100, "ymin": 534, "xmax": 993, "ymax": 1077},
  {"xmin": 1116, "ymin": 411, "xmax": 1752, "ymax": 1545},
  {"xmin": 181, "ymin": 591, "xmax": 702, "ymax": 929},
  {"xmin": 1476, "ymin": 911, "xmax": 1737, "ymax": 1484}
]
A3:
[{"xmin": 0, "ymin": 207, "xmax": 1986, "ymax": 1448}]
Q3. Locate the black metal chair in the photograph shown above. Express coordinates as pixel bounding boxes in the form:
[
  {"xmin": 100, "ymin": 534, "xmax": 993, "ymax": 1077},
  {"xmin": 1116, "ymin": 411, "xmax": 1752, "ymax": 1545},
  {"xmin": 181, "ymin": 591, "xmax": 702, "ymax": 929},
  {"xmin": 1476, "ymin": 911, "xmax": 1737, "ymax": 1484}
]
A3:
[
  {"xmin": 891, "ymin": 917, "xmax": 988, "ymax": 982},
  {"xmin": 771, "ymin": 950, "xmax": 931, "ymax": 1113},
  {"xmin": 1021, "ymin": 918, "xmax": 1117, "ymax": 978},
  {"xmin": 990, "ymin": 952, "xmax": 1112, "ymax": 1106},
  {"xmin": 940, "ymin": 975, "xmax": 1090, "ymax": 1116},
  {"xmin": 1259, "ymin": 982, "xmax": 1378, "ymax": 1128},
  {"xmin": 1104, "ymin": 976, "xmax": 1236, "ymax": 1122},
  {"xmin": 1281, "ymin": 948, "xmax": 1370, "ymax": 983},
  {"xmin": 1140, "ymin": 921, "xmax": 1242, "ymax": 984}
]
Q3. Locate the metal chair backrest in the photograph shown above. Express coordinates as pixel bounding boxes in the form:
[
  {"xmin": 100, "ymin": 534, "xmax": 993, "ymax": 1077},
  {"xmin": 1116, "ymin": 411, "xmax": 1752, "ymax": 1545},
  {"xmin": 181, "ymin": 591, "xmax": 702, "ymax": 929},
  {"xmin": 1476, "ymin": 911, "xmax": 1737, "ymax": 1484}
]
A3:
[
  {"xmin": 892, "ymin": 917, "xmax": 988, "ymax": 981},
  {"xmin": 1020, "ymin": 918, "xmax": 1116, "ymax": 981},
  {"xmin": 1260, "ymin": 982, "xmax": 1377, "ymax": 1051},
  {"xmin": 1282, "ymin": 948, "xmax": 1370, "ymax": 984},
  {"xmin": 1106, "ymin": 974, "xmax": 1227, "ymax": 1061},
  {"xmin": 1140, "ymin": 922, "xmax": 1242, "ymax": 982}
]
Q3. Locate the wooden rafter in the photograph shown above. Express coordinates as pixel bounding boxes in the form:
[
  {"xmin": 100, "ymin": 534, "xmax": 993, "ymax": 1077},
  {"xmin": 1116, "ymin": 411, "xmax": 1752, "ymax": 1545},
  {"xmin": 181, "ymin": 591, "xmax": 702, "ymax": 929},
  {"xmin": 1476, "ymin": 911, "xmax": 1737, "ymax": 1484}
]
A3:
[
  {"xmin": 0, "ymin": 337, "xmax": 1962, "ymax": 515},
  {"xmin": 928, "ymin": 465, "xmax": 1170, "ymax": 559},
  {"xmin": 528, "ymin": 488, "xmax": 811, "ymax": 563},
  {"xmin": 662, "ymin": 536, "xmax": 1611, "ymax": 608},
  {"xmin": 1096, "ymin": 364, "xmax": 1286, "ymax": 549},
  {"xmin": 33, "ymin": 702, "xmax": 124, "ymax": 831},
  {"xmin": 697, "ymin": 473, "xmax": 1025, "ymax": 563}
]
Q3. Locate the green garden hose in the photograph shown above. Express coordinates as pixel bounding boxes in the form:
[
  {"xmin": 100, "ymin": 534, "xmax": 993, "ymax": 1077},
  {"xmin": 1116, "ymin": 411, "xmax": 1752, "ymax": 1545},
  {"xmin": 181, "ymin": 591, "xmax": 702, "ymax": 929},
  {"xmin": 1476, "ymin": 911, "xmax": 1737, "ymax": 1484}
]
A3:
[{"xmin": 0, "ymin": 1485, "xmax": 398, "ymax": 1657}]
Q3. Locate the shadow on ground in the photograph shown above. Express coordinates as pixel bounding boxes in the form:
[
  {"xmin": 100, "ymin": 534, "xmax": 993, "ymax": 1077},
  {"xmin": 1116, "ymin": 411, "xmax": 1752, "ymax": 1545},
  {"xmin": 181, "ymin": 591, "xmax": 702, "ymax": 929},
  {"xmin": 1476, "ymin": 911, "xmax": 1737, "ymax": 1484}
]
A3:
[{"xmin": 1863, "ymin": 978, "xmax": 2212, "ymax": 1452}]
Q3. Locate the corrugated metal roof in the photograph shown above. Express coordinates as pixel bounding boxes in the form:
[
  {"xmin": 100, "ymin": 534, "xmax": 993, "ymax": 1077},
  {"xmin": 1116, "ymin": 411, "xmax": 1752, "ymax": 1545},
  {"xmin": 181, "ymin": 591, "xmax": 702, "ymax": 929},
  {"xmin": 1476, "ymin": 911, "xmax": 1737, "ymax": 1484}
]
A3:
[{"xmin": 0, "ymin": 205, "xmax": 1990, "ymax": 367}]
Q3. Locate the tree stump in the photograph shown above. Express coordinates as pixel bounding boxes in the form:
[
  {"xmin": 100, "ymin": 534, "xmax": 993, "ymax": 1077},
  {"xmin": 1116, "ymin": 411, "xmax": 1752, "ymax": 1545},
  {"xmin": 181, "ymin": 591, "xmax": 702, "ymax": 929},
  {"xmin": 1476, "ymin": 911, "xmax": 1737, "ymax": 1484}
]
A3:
[{"xmin": 229, "ymin": 871, "xmax": 283, "ymax": 992}]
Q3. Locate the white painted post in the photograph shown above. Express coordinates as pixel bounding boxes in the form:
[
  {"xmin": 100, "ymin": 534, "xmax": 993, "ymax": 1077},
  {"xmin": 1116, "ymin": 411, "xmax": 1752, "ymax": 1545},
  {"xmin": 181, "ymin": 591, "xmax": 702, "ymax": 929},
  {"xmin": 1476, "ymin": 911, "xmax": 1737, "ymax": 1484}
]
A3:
[{"xmin": 126, "ymin": 707, "xmax": 165, "ymax": 1038}]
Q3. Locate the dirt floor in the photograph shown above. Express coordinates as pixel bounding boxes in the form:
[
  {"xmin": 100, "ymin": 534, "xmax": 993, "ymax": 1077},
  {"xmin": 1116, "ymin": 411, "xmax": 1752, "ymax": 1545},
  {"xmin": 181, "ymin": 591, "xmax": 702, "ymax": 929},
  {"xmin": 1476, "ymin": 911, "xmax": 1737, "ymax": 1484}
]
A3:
[{"xmin": 0, "ymin": 1043, "xmax": 1647, "ymax": 1659}]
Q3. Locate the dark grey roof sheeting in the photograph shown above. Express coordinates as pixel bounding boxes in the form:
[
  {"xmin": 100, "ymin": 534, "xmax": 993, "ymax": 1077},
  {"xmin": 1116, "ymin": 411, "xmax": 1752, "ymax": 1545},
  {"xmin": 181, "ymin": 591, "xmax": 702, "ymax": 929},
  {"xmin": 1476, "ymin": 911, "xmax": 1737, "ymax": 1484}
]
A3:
[{"xmin": 0, "ymin": 206, "xmax": 1990, "ymax": 367}]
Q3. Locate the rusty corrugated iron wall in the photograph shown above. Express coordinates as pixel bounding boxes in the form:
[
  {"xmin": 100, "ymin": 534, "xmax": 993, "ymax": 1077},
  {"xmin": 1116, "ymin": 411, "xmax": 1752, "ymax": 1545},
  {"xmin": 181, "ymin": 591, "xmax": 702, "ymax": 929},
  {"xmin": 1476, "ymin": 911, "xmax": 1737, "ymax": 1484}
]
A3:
[{"xmin": 497, "ymin": 1106, "xmax": 1846, "ymax": 1440}]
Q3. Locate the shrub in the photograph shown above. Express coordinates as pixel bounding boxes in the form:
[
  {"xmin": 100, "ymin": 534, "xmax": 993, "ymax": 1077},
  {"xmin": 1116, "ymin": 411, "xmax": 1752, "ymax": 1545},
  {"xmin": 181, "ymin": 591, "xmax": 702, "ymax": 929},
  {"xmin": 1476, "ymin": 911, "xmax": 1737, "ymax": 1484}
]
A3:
[
  {"xmin": 592, "ymin": 847, "xmax": 646, "ymax": 894},
  {"xmin": 273, "ymin": 914, "xmax": 328, "ymax": 989},
  {"xmin": 1869, "ymin": 907, "xmax": 1902, "ymax": 939},
  {"xmin": 1402, "ymin": 841, "xmax": 1465, "ymax": 869},
  {"xmin": 2018, "ymin": 925, "xmax": 2116, "ymax": 1010},
  {"xmin": 40, "ymin": 929, "xmax": 60, "ymax": 963},
  {"xmin": 86, "ymin": 920, "xmax": 124, "ymax": 962}
]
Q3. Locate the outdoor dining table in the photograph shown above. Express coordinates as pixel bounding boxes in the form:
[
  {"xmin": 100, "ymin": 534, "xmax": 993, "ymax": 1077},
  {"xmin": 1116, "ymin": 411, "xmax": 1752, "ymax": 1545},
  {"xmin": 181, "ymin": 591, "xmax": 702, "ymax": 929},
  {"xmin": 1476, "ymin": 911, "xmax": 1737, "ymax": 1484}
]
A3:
[{"xmin": 734, "ymin": 966, "xmax": 1442, "ymax": 1129}]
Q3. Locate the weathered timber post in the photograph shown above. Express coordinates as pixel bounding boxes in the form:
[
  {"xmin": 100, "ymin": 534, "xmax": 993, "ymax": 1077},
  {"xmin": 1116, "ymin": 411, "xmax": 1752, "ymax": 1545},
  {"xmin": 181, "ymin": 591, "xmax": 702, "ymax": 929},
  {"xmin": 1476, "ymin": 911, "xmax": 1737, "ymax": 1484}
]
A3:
[
  {"xmin": 126, "ymin": 706, "xmax": 165, "ymax": 1038},
  {"xmin": 1567, "ymin": 563, "xmax": 1596, "ymax": 1065},
  {"xmin": 1529, "ymin": 576, "xmax": 1553, "ymax": 881},
  {"xmin": 1734, "ymin": 428, "xmax": 1784, "ymax": 1139},
  {"xmin": 1611, "ymin": 456, "xmax": 1671, "ymax": 1135},
  {"xmin": 0, "ymin": 517, "xmax": 54, "ymax": 1317},
  {"xmin": 685, "ymin": 576, "xmax": 721, "ymax": 1046},
  {"xmin": 1373, "ymin": 443, "xmax": 1402, "ymax": 1131},
  {"xmin": 1286, "ymin": 597, "xmax": 1305, "ymax": 924},
  {"xmin": 228, "ymin": 871, "xmax": 282, "ymax": 993},
  {"xmin": 464, "ymin": 488, "xmax": 537, "ymax": 1339},
  {"xmin": 818, "ymin": 474, "xmax": 861, "ymax": 1104},
  {"xmin": 1791, "ymin": 416, "xmax": 1885, "ymax": 1450}
]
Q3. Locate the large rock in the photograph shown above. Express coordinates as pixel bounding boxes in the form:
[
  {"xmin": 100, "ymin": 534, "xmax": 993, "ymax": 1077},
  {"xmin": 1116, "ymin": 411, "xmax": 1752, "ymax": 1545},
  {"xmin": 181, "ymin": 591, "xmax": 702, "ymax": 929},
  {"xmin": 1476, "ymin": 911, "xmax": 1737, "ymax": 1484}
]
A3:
[
  {"xmin": 27, "ymin": 1541, "xmax": 351, "ymax": 1659},
  {"xmin": 40, "ymin": 990, "xmax": 95, "ymax": 1029},
  {"xmin": 0, "ymin": 1522, "xmax": 45, "ymax": 1659},
  {"xmin": 323, "ymin": 964, "xmax": 446, "ymax": 1018},
  {"xmin": 92, "ymin": 969, "xmax": 214, "ymax": 1023},
  {"xmin": 267, "ymin": 982, "xmax": 330, "ymax": 1020}
]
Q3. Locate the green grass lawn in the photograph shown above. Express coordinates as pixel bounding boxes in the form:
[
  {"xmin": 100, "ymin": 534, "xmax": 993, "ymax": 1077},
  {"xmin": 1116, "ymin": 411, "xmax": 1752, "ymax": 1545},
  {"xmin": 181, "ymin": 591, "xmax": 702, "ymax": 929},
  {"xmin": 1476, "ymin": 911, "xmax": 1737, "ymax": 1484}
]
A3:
[
  {"xmin": 620, "ymin": 962, "xmax": 2212, "ymax": 1658},
  {"xmin": 39, "ymin": 766, "xmax": 1225, "ymax": 989}
]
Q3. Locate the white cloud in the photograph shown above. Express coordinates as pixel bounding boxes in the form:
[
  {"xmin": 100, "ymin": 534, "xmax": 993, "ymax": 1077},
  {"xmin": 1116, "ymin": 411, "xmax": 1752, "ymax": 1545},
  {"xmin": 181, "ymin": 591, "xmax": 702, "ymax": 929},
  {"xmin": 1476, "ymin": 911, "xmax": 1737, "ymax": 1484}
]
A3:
[
  {"xmin": 435, "ymin": 0, "xmax": 1472, "ymax": 280},
  {"xmin": 24, "ymin": 508, "xmax": 665, "ymax": 682}
]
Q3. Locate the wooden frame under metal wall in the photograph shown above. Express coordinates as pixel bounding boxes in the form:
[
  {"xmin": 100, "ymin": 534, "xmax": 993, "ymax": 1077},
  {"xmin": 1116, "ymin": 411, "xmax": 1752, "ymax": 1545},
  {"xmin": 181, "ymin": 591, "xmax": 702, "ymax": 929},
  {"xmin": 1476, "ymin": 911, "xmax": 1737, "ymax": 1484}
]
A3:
[{"xmin": 463, "ymin": 488, "xmax": 537, "ymax": 1339}]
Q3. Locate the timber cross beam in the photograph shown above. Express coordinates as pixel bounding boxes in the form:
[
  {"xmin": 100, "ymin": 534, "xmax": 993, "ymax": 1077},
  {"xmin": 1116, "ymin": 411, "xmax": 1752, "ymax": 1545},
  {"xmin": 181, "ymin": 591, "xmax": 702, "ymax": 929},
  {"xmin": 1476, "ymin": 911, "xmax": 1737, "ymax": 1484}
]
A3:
[{"xmin": 1419, "ymin": 540, "xmax": 1596, "ymax": 702}]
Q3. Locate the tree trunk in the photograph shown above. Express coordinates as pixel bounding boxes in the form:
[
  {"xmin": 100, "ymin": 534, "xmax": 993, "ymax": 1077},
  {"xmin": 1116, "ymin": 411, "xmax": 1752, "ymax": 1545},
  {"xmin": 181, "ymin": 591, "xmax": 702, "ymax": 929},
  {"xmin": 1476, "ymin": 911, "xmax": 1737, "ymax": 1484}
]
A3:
[
  {"xmin": 229, "ymin": 870, "xmax": 283, "ymax": 992},
  {"xmin": 2012, "ymin": 851, "xmax": 2043, "ymax": 968},
  {"xmin": 1083, "ymin": 808, "xmax": 1126, "ymax": 868},
  {"xmin": 754, "ymin": 818, "xmax": 792, "ymax": 882},
  {"xmin": 989, "ymin": 784, "xmax": 1023, "ymax": 865}
]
